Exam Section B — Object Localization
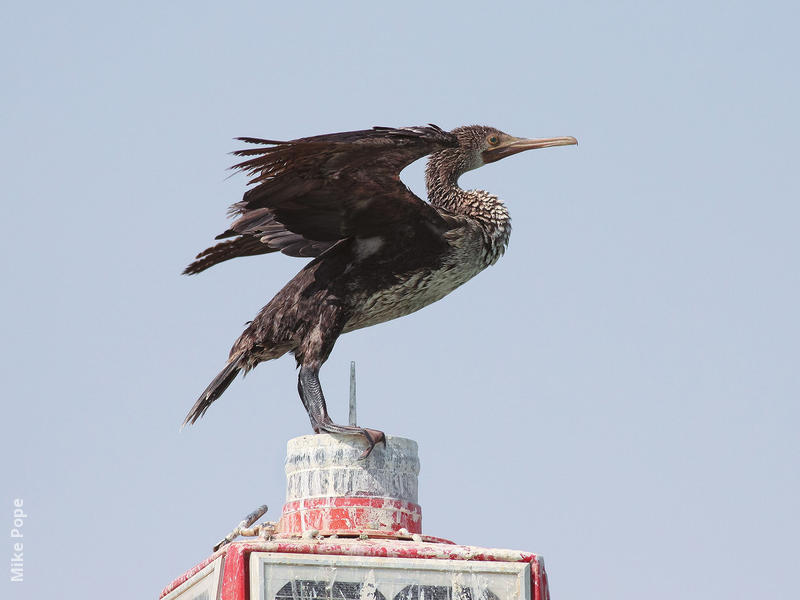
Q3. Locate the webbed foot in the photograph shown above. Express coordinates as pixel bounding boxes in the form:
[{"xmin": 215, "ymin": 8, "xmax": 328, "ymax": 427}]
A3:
[{"xmin": 316, "ymin": 420, "xmax": 386, "ymax": 459}]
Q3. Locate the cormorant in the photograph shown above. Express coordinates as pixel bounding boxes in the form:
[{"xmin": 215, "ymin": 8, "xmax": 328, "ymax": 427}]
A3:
[{"xmin": 183, "ymin": 125, "xmax": 577, "ymax": 456}]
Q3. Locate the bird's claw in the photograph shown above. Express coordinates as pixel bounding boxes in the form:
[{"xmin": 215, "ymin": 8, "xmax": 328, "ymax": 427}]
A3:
[
  {"xmin": 358, "ymin": 428, "xmax": 387, "ymax": 460},
  {"xmin": 314, "ymin": 421, "xmax": 386, "ymax": 460}
]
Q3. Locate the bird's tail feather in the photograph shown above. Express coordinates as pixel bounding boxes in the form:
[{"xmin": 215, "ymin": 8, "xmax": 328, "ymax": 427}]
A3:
[{"xmin": 183, "ymin": 354, "xmax": 245, "ymax": 427}]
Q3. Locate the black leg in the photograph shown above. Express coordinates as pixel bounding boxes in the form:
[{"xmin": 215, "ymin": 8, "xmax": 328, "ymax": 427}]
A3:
[
  {"xmin": 298, "ymin": 364, "xmax": 386, "ymax": 458},
  {"xmin": 297, "ymin": 368, "xmax": 323, "ymax": 432}
]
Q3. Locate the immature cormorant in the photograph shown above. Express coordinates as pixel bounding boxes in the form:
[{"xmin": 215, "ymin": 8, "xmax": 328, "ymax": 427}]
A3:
[{"xmin": 183, "ymin": 125, "xmax": 577, "ymax": 456}]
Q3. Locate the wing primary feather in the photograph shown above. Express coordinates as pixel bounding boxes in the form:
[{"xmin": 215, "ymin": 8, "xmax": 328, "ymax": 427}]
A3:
[{"xmin": 187, "ymin": 124, "xmax": 460, "ymax": 274}]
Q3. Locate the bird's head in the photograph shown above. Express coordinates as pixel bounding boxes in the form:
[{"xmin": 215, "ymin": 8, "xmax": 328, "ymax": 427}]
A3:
[
  {"xmin": 453, "ymin": 125, "xmax": 578, "ymax": 170},
  {"xmin": 426, "ymin": 125, "xmax": 577, "ymax": 193}
]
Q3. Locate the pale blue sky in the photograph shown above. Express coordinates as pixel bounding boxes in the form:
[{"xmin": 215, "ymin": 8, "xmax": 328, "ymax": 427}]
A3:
[{"xmin": 3, "ymin": 2, "xmax": 798, "ymax": 599}]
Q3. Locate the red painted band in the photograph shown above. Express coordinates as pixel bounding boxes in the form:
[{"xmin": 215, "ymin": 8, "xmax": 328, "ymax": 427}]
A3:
[{"xmin": 279, "ymin": 497, "xmax": 422, "ymax": 534}]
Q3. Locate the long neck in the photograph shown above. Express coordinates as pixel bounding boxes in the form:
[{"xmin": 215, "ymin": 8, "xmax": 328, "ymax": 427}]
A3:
[
  {"xmin": 425, "ymin": 148, "xmax": 473, "ymax": 210},
  {"xmin": 425, "ymin": 150, "xmax": 512, "ymax": 265}
]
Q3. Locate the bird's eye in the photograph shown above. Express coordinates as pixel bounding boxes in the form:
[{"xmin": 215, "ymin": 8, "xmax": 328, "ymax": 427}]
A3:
[{"xmin": 488, "ymin": 135, "xmax": 499, "ymax": 146}]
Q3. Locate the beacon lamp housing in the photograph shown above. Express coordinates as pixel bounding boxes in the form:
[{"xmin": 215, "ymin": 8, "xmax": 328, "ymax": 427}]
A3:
[{"xmin": 161, "ymin": 435, "xmax": 550, "ymax": 600}]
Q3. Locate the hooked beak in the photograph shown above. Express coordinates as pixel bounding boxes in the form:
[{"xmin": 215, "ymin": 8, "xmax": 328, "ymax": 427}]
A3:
[{"xmin": 482, "ymin": 135, "xmax": 578, "ymax": 164}]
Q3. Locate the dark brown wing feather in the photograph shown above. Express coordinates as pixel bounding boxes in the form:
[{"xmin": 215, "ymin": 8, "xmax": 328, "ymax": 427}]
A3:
[
  {"xmin": 185, "ymin": 125, "xmax": 458, "ymax": 273},
  {"xmin": 230, "ymin": 125, "xmax": 458, "ymax": 240}
]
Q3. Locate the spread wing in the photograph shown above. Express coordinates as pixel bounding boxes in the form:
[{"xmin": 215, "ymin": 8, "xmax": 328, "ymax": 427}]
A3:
[{"xmin": 184, "ymin": 125, "xmax": 458, "ymax": 274}]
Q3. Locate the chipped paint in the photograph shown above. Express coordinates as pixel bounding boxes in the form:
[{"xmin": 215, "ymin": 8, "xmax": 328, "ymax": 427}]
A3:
[{"xmin": 280, "ymin": 497, "xmax": 423, "ymax": 535}]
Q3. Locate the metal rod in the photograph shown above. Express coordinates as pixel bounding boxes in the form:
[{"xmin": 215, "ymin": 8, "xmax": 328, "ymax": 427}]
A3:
[
  {"xmin": 213, "ymin": 504, "xmax": 268, "ymax": 551},
  {"xmin": 349, "ymin": 361, "xmax": 357, "ymax": 426}
]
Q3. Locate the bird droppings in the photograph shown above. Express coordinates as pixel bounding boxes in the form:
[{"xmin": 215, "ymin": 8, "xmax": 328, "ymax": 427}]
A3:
[{"xmin": 281, "ymin": 434, "xmax": 424, "ymax": 536}]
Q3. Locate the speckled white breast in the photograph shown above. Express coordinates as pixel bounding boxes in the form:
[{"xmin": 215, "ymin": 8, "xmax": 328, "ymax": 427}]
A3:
[{"xmin": 343, "ymin": 225, "xmax": 497, "ymax": 333}]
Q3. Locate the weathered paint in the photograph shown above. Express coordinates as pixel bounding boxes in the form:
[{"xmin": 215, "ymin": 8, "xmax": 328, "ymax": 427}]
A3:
[
  {"xmin": 160, "ymin": 550, "xmax": 225, "ymax": 598},
  {"xmin": 160, "ymin": 556, "xmax": 223, "ymax": 600},
  {"xmin": 279, "ymin": 496, "xmax": 422, "ymax": 535},
  {"xmin": 282, "ymin": 434, "xmax": 423, "ymax": 537},
  {"xmin": 161, "ymin": 538, "xmax": 549, "ymax": 600}
]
